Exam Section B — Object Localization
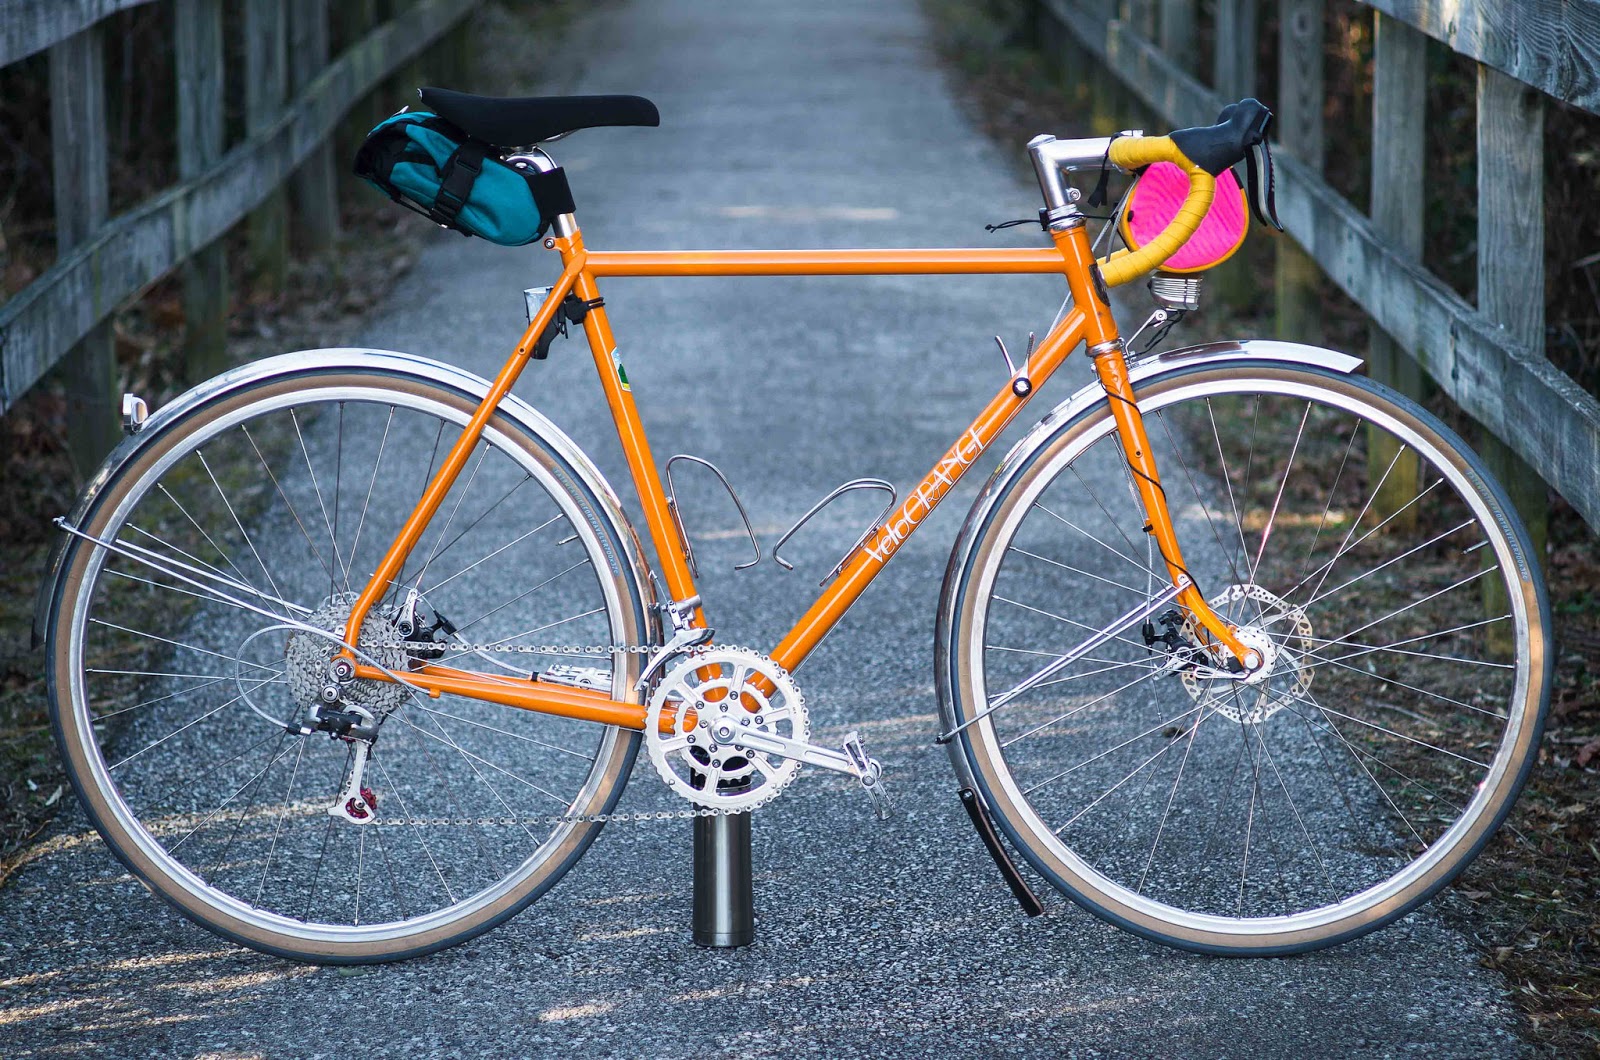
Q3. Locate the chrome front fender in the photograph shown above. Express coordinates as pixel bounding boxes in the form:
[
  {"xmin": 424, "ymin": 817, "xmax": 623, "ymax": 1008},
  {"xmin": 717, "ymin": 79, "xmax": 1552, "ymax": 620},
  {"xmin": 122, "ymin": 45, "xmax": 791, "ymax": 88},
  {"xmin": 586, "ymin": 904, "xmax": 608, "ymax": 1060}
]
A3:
[{"xmin": 34, "ymin": 348, "xmax": 659, "ymax": 647}]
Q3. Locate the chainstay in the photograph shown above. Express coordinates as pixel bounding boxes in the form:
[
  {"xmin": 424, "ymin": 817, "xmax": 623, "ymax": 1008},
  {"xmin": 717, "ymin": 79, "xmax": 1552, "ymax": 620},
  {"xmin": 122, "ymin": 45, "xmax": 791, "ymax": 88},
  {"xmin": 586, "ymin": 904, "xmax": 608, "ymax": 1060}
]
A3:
[{"xmin": 355, "ymin": 640, "xmax": 778, "ymax": 822}]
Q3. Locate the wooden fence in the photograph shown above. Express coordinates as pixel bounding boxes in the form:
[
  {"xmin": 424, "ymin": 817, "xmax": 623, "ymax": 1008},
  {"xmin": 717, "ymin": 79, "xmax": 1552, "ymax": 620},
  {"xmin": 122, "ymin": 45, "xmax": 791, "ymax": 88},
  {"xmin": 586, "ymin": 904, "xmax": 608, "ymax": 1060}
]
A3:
[
  {"xmin": 1036, "ymin": 0, "xmax": 1600, "ymax": 533},
  {"xmin": 0, "ymin": 0, "xmax": 483, "ymax": 465}
]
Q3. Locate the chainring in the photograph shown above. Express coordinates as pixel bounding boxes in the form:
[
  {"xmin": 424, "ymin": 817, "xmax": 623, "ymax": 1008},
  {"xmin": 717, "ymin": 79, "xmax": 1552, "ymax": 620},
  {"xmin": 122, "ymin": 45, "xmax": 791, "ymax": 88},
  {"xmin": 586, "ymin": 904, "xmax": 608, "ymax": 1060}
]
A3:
[{"xmin": 644, "ymin": 647, "xmax": 809, "ymax": 813}]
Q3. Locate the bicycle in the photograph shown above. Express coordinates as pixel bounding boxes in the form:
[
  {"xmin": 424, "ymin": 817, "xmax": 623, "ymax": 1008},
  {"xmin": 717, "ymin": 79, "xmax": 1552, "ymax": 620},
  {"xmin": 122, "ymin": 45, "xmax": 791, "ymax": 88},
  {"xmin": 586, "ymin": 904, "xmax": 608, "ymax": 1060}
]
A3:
[{"xmin": 38, "ymin": 90, "xmax": 1551, "ymax": 964}]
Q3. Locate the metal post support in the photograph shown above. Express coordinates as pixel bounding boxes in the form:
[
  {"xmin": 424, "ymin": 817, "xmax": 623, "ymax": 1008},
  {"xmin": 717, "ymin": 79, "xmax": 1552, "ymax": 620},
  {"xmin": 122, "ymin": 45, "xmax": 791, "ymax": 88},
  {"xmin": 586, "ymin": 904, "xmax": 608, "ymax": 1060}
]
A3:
[{"xmin": 692, "ymin": 812, "xmax": 754, "ymax": 947}]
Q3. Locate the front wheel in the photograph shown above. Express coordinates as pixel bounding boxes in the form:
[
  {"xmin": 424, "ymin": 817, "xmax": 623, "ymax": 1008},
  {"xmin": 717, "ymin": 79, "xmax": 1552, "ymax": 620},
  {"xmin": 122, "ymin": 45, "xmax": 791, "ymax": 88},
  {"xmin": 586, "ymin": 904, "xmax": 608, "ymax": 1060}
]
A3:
[
  {"xmin": 938, "ymin": 362, "xmax": 1550, "ymax": 954},
  {"xmin": 45, "ymin": 357, "xmax": 653, "ymax": 963}
]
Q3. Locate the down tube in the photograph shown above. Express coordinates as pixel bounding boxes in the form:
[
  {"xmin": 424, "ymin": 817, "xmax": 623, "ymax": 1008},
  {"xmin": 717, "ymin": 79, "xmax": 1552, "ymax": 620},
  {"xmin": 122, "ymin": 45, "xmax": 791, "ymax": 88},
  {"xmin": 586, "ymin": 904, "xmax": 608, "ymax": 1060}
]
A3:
[{"xmin": 770, "ymin": 307, "xmax": 1088, "ymax": 673}]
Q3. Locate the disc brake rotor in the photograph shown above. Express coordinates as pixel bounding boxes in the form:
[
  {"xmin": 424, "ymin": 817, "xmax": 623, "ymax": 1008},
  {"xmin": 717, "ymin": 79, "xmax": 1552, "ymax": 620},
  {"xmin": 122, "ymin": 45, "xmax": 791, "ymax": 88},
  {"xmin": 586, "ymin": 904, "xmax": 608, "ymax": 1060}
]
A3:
[
  {"xmin": 1180, "ymin": 583, "xmax": 1314, "ymax": 724},
  {"xmin": 645, "ymin": 647, "xmax": 809, "ymax": 813}
]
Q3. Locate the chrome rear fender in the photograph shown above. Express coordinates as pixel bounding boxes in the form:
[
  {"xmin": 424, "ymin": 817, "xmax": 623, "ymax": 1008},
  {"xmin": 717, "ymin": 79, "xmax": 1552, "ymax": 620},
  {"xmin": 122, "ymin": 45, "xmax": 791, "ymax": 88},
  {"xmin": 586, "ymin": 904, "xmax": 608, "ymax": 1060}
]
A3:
[{"xmin": 34, "ymin": 348, "xmax": 659, "ymax": 647}]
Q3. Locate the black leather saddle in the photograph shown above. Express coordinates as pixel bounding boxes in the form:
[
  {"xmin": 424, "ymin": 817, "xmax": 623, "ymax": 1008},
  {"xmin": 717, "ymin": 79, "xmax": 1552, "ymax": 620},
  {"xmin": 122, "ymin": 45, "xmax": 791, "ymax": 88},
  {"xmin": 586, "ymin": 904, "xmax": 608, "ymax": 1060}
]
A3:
[{"xmin": 417, "ymin": 87, "xmax": 660, "ymax": 148}]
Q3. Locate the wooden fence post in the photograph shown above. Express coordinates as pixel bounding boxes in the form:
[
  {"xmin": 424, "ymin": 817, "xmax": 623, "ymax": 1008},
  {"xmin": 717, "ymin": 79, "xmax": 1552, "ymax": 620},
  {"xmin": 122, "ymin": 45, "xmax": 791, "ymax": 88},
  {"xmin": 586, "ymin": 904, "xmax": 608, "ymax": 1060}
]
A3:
[
  {"xmin": 289, "ymin": 0, "xmax": 340, "ymax": 254},
  {"xmin": 1159, "ymin": 0, "xmax": 1196, "ymax": 73},
  {"xmin": 335, "ymin": 0, "xmax": 383, "ymax": 207},
  {"xmin": 175, "ymin": 0, "xmax": 228, "ymax": 383},
  {"xmin": 48, "ymin": 23, "xmax": 118, "ymax": 474},
  {"xmin": 1207, "ymin": 0, "xmax": 1258, "ymax": 311},
  {"xmin": 246, "ymin": 0, "xmax": 289, "ymax": 294},
  {"xmin": 1121, "ymin": 0, "xmax": 1156, "ymax": 39},
  {"xmin": 1476, "ymin": 64, "xmax": 1549, "ymax": 599},
  {"xmin": 1212, "ymin": 0, "xmax": 1257, "ymax": 101},
  {"xmin": 1275, "ymin": 0, "xmax": 1325, "ymax": 344},
  {"xmin": 1366, "ymin": 11, "xmax": 1426, "ymax": 527}
]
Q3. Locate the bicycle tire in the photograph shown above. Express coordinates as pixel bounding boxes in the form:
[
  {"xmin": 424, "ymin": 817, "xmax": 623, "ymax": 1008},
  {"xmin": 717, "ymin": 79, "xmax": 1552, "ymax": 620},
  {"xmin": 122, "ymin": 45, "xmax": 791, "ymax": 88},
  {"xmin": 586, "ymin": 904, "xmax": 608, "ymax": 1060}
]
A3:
[
  {"xmin": 44, "ymin": 354, "xmax": 654, "ymax": 964},
  {"xmin": 938, "ymin": 360, "xmax": 1550, "ymax": 954}
]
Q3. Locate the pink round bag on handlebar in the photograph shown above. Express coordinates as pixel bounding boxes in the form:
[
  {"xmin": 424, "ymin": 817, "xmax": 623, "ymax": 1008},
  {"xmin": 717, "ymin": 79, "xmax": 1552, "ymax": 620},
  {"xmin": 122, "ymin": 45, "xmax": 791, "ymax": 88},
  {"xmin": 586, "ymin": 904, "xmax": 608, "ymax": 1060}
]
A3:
[{"xmin": 1118, "ymin": 161, "xmax": 1250, "ymax": 274}]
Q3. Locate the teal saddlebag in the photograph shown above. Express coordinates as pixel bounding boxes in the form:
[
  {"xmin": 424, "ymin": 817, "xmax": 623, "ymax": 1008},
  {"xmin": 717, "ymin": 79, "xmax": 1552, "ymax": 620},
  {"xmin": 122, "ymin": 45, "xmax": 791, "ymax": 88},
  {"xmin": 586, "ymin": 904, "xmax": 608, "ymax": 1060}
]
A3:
[{"xmin": 352, "ymin": 110, "xmax": 574, "ymax": 245}]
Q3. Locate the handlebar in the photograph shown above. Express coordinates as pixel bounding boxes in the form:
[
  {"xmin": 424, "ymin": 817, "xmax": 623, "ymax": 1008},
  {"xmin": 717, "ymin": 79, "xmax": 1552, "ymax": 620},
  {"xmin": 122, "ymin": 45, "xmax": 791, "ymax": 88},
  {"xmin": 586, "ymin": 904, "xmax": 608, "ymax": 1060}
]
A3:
[
  {"xmin": 1030, "ymin": 99, "xmax": 1279, "ymax": 287},
  {"xmin": 1098, "ymin": 136, "xmax": 1215, "ymax": 287}
]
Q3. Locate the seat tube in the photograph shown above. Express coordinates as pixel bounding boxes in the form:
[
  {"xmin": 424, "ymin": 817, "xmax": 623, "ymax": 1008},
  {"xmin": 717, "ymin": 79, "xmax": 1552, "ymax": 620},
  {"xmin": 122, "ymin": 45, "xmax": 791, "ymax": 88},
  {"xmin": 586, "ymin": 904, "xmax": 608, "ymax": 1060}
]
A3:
[
  {"xmin": 564, "ymin": 249, "xmax": 704, "ymax": 623},
  {"xmin": 1054, "ymin": 219, "xmax": 1255, "ymax": 665}
]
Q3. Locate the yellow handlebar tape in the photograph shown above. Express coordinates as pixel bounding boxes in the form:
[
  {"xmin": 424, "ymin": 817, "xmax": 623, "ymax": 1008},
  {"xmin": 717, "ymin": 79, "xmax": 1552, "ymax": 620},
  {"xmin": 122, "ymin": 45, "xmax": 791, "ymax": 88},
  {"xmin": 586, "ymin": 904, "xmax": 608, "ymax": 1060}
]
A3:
[{"xmin": 1097, "ymin": 135, "xmax": 1216, "ymax": 287}]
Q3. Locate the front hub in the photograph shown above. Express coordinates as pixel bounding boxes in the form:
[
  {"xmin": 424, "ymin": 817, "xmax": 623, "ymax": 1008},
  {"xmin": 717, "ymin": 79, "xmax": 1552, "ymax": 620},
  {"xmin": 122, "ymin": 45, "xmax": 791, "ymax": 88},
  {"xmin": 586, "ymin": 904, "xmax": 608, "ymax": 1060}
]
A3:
[{"xmin": 1179, "ymin": 583, "xmax": 1313, "ymax": 724}]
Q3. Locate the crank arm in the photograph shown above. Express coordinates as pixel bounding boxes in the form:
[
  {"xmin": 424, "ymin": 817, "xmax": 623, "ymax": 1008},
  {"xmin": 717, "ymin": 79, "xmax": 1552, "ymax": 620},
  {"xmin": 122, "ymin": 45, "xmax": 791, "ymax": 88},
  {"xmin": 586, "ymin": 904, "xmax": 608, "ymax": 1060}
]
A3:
[
  {"xmin": 727, "ymin": 727, "xmax": 857, "ymax": 775},
  {"xmin": 727, "ymin": 728, "xmax": 892, "ymax": 819}
]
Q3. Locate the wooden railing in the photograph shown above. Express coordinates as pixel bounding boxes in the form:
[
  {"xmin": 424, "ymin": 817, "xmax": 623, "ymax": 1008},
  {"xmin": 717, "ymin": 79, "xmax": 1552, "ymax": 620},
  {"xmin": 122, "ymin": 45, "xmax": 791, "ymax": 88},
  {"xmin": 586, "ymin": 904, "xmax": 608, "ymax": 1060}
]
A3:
[
  {"xmin": 0, "ymin": 0, "xmax": 482, "ymax": 463},
  {"xmin": 1035, "ymin": 0, "xmax": 1600, "ymax": 532}
]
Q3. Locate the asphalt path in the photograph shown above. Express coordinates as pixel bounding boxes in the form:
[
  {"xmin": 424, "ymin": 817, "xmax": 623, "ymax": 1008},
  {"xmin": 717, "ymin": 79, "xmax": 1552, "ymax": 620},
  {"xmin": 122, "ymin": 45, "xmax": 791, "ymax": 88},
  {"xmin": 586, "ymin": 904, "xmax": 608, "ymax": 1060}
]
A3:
[{"xmin": 0, "ymin": 0, "xmax": 1529, "ymax": 1056}]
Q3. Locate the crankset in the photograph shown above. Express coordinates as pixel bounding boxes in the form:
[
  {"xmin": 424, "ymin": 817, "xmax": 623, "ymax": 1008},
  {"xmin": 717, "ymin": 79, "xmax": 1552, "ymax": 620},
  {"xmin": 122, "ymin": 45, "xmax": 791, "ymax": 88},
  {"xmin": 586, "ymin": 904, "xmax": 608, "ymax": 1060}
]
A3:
[{"xmin": 645, "ymin": 647, "xmax": 892, "ymax": 819}]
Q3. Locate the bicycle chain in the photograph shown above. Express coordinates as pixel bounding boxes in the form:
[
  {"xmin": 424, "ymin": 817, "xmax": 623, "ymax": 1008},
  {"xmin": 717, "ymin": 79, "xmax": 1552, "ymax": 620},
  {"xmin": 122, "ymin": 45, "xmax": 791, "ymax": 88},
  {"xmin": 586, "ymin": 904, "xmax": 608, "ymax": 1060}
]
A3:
[{"xmin": 357, "ymin": 638, "xmax": 742, "ymax": 826}]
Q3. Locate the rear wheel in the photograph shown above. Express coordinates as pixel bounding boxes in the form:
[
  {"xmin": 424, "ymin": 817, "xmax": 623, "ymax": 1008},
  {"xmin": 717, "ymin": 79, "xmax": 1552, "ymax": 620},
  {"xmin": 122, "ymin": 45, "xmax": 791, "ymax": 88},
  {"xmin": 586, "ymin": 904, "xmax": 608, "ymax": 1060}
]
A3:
[
  {"xmin": 939, "ymin": 363, "xmax": 1550, "ymax": 954},
  {"xmin": 46, "ymin": 361, "xmax": 651, "ymax": 963}
]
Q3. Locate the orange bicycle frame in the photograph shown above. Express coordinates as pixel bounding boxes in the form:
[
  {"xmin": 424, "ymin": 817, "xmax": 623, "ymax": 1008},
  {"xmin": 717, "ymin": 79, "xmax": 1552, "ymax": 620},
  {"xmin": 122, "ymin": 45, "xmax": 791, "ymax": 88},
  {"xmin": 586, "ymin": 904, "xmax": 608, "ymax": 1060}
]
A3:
[{"xmin": 340, "ymin": 216, "xmax": 1252, "ymax": 730}]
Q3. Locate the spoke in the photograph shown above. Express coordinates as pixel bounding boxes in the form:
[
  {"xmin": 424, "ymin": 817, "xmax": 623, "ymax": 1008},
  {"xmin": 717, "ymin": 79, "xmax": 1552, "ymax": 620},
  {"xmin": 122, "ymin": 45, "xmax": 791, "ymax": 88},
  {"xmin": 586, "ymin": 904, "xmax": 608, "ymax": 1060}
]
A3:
[
  {"xmin": 1252, "ymin": 722, "xmax": 1338, "ymax": 903},
  {"xmin": 1298, "ymin": 450, "xmax": 1419, "ymax": 603},
  {"xmin": 1205, "ymin": 398, "xmax": 1254, "ymax": 577},
  {"xmin": 1153, "ymin": 410, "xmax": 1250, "ymax": 589},
  {"xmin": 421, "ymin": 513, "xmax": 561, "ymax": 597},
  {"xmin": 1295, "ymin": 416, "xmax": 1364, "ymax": 589},
  {"xmin": 1026, "ymin": 703, "xmax": 1203, "ymax": 795},
  {"xmin": 240, "ymin": 425, "xmax": 339, "ymax": 588},
  {"xmin": 1050, "ymin": 715, "xmax": 1201, "ymax": 835},
  {"xmin": 108, "ymin": 677, "xmax": 280, "ymax": 772},
  {"xmin": 1302, "ymin": 696, "xmax": 1488, "ymax": 768},
  {"xmin": 1000, "ymin": 663, "xmax": 1171, "ymax": 748},
  {"xmin": 198, "ymin": 450, "xmax": 287, "ymax": 605},
  {"xmin": 208, "ymin": 730, "xmax": 291, "ymax": 881},
  {"xmin": 1324, "ymin": 565, "xmax": 1494, "ymax": 648},
  {"xmin": 167, "ymin": 740, "xmax": 301, "ymax": 854},
  {"xmin": 152, "ymin": 484, "xmax": 260, "ymax": 596},
  {"xmin": 412, "ymin": 444, "xmax": 489, "ymax": 593},
  {"xmin": 1301, "ymin": 518, "xmax": 1477, "ymax": 612},
  {"xmin": 370, "ymin": 754, "xmax": 458, "ymax": 905},
  {"xmin": 1066, "ymin": 462, "xmax": 1148, "ymax": 565},
  {"xmin": 345, "ymin": 406, "xmax": 395, "ymax": 588},
  {"xmin": 1299, "ymin": 634, "xmax": 1514, "ymax": 673},
  {"xmin": 432, "ymin": 606, "xmax": 606, "ymax": 668},
  {"xmin": 405, "ymin": 701, "xmax": 597, "ymax": 762},
  {"xmin": 1249, "ymin": 402, "xmax": 1312, "ymax": 579},
  {"xmin": 992, "ymin": 596, "xmax": 1160, "ymax": 659},
  {"xmin": 1275, "ymin": 690, "xmax": 1432, "ymax": 849},
  {"xmin": 444, "ymin": 560, "xmax": 592, "ymax": 640},
  {"xmin": 396, "ymin": 712, "xmax": 572, "ymax": 809},
  {"xmin": 1285, "ymin": 647, "xmax": 1509, "ymax": 720},
  {"xmin": 1008, "ymin": 546, "xmax": 1150, "ymax": 596},
  {"xmin": 92, "ymin": 667, "xmax": 285, "ymax": 722},
  {"xmin": 89, "ymin": 617, "xmax": 281, "ymax": 672},
  {"xmin": 1036, "ymin": 502, "xmax": 1161, "ymax": 583},
  {"xmin": 421, "ymin": 475, "xmax": 540, "ymax": 586},
  {"xmin": 289, "ymin": 408, "xmax": 346, "ymax": 598},
  {"xmin": 128, "ymin": 522, "xmax": 255, "ymax": 602},
  {"xmin": 1137, "ymin": 702, "xmax": 1211, "ymax": 893},
  {"xmin": 257, "ymin": 738, "xmax": 309, "ymax": 904}
]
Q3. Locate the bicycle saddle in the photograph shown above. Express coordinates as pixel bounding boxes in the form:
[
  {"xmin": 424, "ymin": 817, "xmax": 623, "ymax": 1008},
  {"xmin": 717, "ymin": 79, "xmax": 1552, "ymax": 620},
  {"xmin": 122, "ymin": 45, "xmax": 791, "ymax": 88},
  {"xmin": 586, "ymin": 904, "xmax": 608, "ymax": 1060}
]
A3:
[{"xmin": 417, "ymin": 87, "xmax": 660, "ymax": 148}]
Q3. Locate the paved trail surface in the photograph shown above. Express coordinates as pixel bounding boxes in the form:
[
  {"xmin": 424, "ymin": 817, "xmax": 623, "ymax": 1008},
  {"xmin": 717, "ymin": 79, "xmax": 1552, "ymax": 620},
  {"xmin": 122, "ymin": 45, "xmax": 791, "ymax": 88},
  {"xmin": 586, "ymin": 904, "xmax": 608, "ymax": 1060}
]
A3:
[{"xmin": 1, "ymin": 0, "xmax": 1526, "ymax": 1056}]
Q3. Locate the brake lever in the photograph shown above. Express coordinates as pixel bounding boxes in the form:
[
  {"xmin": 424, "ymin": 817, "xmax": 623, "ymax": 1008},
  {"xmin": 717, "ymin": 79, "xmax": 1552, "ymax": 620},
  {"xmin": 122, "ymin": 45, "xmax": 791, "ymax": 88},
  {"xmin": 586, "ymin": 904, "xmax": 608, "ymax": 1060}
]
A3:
[{"xmin": 1243, "ymin": 138, "xmax": 1283, "ymax": 231}]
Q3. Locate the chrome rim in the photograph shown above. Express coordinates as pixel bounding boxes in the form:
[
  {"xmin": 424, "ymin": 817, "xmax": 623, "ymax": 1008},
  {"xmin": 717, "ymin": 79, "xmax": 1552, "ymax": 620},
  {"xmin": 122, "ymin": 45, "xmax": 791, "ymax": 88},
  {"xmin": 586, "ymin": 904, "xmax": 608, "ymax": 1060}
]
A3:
[
  {"xmin": 60, "ymin": 376, "xmax": 642, "ymax": 949},
  {"xmin": 955, "ymin": 369, "xmax": 1541, "ymax": 943}
]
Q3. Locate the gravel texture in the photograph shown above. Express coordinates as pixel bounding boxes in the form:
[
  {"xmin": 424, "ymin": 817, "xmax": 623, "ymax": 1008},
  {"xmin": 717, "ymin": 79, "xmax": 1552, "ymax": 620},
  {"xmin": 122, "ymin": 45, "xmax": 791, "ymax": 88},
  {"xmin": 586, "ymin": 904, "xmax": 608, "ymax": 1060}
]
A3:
[{"xmin": 0, "ymin": 0, "xmax": 1530, "ymax": 1056}]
